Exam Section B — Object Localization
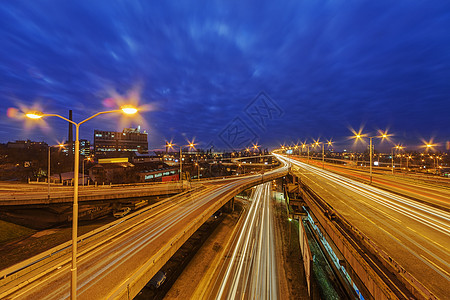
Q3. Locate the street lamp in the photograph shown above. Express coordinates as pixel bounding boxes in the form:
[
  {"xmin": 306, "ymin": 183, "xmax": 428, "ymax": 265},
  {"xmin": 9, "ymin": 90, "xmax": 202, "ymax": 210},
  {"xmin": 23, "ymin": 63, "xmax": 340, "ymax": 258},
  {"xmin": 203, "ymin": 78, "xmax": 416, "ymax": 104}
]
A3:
[
  {"xmin": 167, "ymin": 140, "xmax": 197, "ymax": 181},
  {"xmin": 353, "ymin": 131, "xmax": 390, "ymax": 184},
  {"xmin": 391, "ymin": 145, "xmax": 403, "ymax": 174},
  {"xmin": 301, "ymin": 142, "xmax": 310, "ymax": 162},
  {"xmin": 253, "ymin": 143, "xmax": 260, "ymax": 155},
  {"xmin": 26, "ymin": 105, "xmax": 137, "ymax": 299},
  {"xmin": 82, "ymin": 157, "xmax": 92, "ymax": 187},
  {"xmin": 166, "ymin": 142, "xmax": 183, "ymax": 181}
]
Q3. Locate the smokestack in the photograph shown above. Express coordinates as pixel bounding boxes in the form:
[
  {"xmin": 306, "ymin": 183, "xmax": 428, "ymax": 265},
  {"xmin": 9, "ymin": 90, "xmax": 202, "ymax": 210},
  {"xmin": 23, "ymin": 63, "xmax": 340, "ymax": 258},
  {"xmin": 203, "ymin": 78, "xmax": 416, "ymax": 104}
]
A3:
[{"xmin": 68, "ymin": 110, "xmax": 73, "ymax": 158}]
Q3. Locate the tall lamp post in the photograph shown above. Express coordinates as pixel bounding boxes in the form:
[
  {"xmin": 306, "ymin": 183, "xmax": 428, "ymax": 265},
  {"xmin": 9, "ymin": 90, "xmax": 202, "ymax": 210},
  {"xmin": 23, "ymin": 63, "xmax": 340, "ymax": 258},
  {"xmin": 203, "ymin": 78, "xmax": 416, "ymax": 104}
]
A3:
[
  {"xmin": 354, "ymin": 131, "xmax": 389, "ymax": 184},
  {"xmin": 82, "ymin": 157, "xmax": 92, "ymax": 187},
  {"xmin": 26, "ymin": 106, "xmax": 137, "ymax": 299},
  {"xmin": 167, "ymin": 140, "xmax": 197, "ymax": 181},
  {"xmin": 391, "ymin": 145, "xmax": 403, "ymax": 175},
  {"xmin": 301, "ymin": 142, "xmax": 310, "ymax": 163},
  {"xmin": 166, "ymin": 142, "xmax": 182, "ymax": 181}
]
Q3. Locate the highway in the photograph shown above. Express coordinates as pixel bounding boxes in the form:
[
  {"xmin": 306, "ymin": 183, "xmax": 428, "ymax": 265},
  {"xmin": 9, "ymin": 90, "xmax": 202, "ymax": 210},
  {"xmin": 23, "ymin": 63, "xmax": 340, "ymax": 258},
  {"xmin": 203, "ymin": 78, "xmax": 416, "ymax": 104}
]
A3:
[
  {"xmin": 0, "ymin": 181, "xmax": 187, "ymax": 206},
  {"xmin": 298, "ymin": 157, "xmax": 450, "ymax": 209},
  {"xmin": 208, "ymin": 182, "xmax": 278, "ymax": 300},
  {"xmin": 0, "ymin": 164, "xmax": 288, "ymax": 299},
  {"xmin": 275, "ymin": 154, "xmax": 450, "ymax": 299}
]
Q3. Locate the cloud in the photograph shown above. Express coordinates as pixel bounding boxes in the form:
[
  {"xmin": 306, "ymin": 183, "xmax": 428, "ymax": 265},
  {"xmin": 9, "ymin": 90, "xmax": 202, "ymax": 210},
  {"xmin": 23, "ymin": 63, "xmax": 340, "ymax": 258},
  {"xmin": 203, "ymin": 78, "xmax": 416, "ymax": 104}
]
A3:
[{"xmin": 0, "ymin": 0, "xmax": 449, "ymax": 149}]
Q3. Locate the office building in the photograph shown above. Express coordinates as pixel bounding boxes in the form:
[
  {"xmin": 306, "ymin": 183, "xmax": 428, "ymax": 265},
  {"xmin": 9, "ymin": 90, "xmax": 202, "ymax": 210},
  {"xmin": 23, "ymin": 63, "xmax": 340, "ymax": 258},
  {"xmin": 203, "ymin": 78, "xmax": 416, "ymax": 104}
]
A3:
[{"xmin": 94, "ymin": 126, "xmax": 148, "ymax": 156}]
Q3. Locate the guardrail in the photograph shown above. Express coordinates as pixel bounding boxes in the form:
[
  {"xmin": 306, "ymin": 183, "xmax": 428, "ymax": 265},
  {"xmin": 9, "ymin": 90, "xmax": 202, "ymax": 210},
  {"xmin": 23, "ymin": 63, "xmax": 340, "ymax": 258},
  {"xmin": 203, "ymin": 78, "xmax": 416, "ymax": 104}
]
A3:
[
  {"xmin": 110, "ymin": 167, "xmax": 288, "ymax": 299},
  {"xmin": 0, "ymin": 186, "xmax": 202, "ymax": 286},
  {"xmin": 0, "ymin": 168, "xmax": 288, "ymax": 298},
  {"xmin": 300, "ymin": 181, "xmax": 437, "ymax": 300}
]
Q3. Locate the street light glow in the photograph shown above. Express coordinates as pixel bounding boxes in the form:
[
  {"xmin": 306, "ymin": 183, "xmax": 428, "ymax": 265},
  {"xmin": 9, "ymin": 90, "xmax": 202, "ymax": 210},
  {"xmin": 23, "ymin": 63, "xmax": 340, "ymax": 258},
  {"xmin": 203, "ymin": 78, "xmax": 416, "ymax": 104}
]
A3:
[
  {"xmin": 26, "ymin": 111, "xmax": 44, "ymax": 119},
  {"xmin": 121, "ymin": 106, "xmax": 138, "ymax": 114}
]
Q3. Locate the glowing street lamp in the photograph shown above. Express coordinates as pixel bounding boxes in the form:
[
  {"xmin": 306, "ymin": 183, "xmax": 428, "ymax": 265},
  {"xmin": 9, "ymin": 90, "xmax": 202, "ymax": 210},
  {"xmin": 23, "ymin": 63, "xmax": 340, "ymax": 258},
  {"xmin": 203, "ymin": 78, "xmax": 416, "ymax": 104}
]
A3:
[
  {"xmin": 167, "ymin": 140, "xmax": 197, "ymax": 181},
  {"xmin": 301, "ymin": 142, "xmax": 311, "ymax": 162},
  {"xmin": 252, "ymin": 143, "xmax": 260, "ymax": 155},
  {"xmin": 166, "ymin": 142, "xmax": 183, "ymax": 181},
  {"xmin": 82, "ymin": 156, "xmax": 92, "ymax": 187},
  {"xmin": 353, "ymin": 130, "xmax": 390, "ymax": 184},
  {"xmin": 391, "ymin": 145, "xmax": 404, "ymax": 174},
  {"xmin": 26, "ymin": 105, "xmax": 137, "ymax": 299}
]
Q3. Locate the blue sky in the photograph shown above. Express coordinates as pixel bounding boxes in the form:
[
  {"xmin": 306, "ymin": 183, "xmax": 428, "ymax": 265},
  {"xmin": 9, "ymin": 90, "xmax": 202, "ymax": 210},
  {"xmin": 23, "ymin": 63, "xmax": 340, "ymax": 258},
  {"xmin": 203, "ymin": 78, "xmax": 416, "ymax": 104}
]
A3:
[{"xmin": 0, "ymin": 1, "xmax": 449, "ymax": 151}]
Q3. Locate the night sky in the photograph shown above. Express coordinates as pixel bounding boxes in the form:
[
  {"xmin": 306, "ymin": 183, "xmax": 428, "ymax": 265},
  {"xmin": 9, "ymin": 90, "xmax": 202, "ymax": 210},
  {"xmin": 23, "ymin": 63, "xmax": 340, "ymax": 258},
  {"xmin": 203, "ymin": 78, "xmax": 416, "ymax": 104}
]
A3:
[{"xmin": 1, "ymin": 1, "xmax": 449, "ymax": 151}]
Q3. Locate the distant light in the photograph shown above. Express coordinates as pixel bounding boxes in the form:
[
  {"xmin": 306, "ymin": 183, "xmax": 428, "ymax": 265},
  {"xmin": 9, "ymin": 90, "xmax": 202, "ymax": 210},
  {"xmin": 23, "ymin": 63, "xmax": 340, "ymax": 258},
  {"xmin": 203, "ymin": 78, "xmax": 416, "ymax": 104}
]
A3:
[
  {"xmin": 121, "ymin": 106, "xmax": 138, "ymax": 114},
  {"xmin": 26, "ymin": 111, "xmax": 43, "ymax": 119},
  {"xmin": 288, "ymin": 218, "xmax": 292, "ymax": 222}
]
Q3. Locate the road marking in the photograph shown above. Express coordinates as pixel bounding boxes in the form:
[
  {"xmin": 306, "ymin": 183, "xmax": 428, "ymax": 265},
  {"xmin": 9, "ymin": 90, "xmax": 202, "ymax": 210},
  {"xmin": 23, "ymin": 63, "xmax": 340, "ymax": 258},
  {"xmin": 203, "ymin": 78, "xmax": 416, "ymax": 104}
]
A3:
[
  {"xmin": 420, "ymin": 254, "xmax": 450, "ymax": 277},
  {"xmin": 406, "ymin": 226, "xmax": 445, "ymax": 249}
]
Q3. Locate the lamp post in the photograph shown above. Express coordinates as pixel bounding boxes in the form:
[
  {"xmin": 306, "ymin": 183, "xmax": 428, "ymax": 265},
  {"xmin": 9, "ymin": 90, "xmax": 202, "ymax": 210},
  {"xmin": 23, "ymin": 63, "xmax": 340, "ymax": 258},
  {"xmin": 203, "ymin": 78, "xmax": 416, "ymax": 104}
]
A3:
[
  {"xmin": 253, "ymin": 143, "xmax": 259, "ymax": 155},
  {"xmin": 82, "ymin": 157, "xmax": 92, "ymax": 187},
  {"xmin": 301, "ymin": 142, "xmax": 310, "ymax": 163},
  {"xmin": 324, "ymin": 140, "xmax": 333, "ymax": 169},
  {"xmin": 166, "ymin": 142, "xmax": 182, "ymax": 181},
  {"xmin": 354, "ymin": 132, "xmax": 389, "ymax": 184},
  {"xmin": 167, "ymin": 141, "xmax": 196, "ymax": 181},
  {"xmin": 391, "ymin": 145, "xmax": 403, "ymax": 175},
  {"xmin": 26, "ymin": 106, "xmax": 137, "ymax": 299}
]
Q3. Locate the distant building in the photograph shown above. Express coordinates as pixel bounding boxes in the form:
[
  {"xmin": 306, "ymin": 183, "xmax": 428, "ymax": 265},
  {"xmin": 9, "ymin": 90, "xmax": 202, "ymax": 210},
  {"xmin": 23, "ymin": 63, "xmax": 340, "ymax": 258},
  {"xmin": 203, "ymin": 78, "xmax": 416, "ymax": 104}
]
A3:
[
  {"xmin": 132, "ymin": 151, "xmax": 162, "ymax": 164},
  {"xmin": 88, "ymin": 161, "xmax": 178, "ymax": 184},
  {"xmin": 62, "ymin": 139, "xmax": 90, "ymax": 156},
  {"xmin": 94, "ymin": 126, "xmax": 148, "ymax": 157},
  {"xmin": 7, "ymin": 140, "xmax": 48, "ymax": 150}
]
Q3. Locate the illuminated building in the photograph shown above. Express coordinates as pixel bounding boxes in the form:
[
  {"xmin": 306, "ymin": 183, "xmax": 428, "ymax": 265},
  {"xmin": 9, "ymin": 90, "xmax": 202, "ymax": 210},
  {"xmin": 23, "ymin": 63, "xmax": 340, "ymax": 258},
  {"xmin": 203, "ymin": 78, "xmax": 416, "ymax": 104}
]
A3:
[{"xmin": 94, "ymin": 126, "xmax": 148, "ymax": 156}]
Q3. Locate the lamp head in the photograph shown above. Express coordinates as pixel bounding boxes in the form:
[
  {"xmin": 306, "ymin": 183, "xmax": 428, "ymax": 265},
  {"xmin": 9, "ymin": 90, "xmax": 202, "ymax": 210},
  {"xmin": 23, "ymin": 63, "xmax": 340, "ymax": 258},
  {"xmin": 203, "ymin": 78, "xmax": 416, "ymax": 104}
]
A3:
[
  {"xmin": 121, "ymin": 106, "xmax": 138, "ymax": 115},
  {"xmin": 26, "ymin": 111, "xmax": 44, "ymax": 119}
]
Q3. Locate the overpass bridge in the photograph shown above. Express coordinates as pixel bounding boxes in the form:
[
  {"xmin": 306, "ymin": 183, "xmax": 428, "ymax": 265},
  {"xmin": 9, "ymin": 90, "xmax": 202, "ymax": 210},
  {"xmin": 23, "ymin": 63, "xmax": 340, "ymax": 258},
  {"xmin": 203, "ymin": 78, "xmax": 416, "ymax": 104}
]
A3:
[
  {"xmin": 1, "ymin": 153, "xmax": 448, "ymax": 300},
  {"xmin": 0, "ymin": 181, "xmax": 188, "ymax": 206},
  {"xmin": 0, "ymin": 163, "xmax": 289, "ymax": 300}
]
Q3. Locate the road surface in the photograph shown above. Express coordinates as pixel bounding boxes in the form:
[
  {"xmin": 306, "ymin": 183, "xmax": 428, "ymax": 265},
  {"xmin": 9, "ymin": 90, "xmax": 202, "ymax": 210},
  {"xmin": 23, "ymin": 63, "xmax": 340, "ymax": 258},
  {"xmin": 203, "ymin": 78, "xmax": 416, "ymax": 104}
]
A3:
[{"xmin": 275, "ymin": 153, "xmax": 450, "ymax": 299}]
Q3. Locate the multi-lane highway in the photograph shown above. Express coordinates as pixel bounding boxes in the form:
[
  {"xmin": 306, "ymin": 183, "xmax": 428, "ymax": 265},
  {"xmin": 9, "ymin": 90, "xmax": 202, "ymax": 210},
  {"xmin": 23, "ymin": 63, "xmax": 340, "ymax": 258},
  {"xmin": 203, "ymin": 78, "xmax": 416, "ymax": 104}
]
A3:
[
  {"xmin": 0, "ymin": 164, "xmax": 288, "ymax": 299},
  {"xmin": 298, "ymin": 157, "xmax": 450, "ymax": 209},
  {"xmin": 205, "ymin": 182, "xmax": 278, "ymax": 300},
  {"xmin": 275, "ymin": 153, "xmax": 450, "ymax": 299}
]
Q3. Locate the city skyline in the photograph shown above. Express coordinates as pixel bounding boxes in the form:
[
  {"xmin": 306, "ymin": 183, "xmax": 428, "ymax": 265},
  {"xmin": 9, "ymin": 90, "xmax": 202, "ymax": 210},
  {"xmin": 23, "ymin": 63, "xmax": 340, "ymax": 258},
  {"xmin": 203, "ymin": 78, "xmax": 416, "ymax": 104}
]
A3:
[{"xmin": 1, "ymin": 1, "xmax": 449, "ymax": 150}]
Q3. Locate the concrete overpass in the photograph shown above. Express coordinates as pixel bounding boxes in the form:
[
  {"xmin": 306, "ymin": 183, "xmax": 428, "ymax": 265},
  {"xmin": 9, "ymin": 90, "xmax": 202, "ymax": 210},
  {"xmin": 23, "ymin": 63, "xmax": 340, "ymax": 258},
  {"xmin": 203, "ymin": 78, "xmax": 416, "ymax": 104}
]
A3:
[
  {"xmin": 0, "ymin": 179, "xmax": 230, "ymax": 206},
  {"xmin": 0, "ymin": 164, "xmax": 289, "ymax": 299}
]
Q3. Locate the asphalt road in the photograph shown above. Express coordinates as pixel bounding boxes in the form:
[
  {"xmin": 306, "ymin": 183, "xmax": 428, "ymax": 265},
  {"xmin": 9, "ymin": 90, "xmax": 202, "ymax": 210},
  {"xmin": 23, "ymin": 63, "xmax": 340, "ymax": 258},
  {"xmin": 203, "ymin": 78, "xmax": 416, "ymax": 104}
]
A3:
[
  {"xmin": 0, "ymin": 165, "xmax": 288, "ymax": 299},
  {"xmin": 210, "ymin": 182, "xmax": 279, "ymax": 300},
  {"xmin": 275, "ymin": 154, "xmax": 450, "ymax": 299}
]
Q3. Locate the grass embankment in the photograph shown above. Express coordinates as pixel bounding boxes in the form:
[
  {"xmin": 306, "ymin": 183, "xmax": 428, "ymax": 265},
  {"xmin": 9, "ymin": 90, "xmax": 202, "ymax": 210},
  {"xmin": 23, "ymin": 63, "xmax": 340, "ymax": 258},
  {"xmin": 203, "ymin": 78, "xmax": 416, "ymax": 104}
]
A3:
[{"xmin": 0, "ymin": 219, "xmax": 36, "ymax": 244}]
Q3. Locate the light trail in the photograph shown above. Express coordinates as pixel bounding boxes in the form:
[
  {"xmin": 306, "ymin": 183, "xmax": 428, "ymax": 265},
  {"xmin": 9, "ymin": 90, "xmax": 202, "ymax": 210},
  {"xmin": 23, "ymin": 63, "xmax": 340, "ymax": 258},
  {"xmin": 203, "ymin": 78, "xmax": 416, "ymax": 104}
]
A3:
[
  {"xmin": 275, "ymin": 154, "xmax": 450, "ymax": 236},
  {"xmin": 274, "ymin": 153, "xmax": 450, "ymax": 297},
  {"xmin": 215, "ymin": 182, "xmax": 278, "ymax": 300}
]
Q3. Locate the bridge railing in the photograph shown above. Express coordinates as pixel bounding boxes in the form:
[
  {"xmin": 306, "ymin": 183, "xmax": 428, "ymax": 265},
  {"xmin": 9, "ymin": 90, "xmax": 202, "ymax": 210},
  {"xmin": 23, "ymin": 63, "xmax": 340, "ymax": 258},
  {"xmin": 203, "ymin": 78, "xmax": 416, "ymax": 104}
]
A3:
[
  {"xmin": 300, "ymin": 180, "xmax": 437, "ymax": 300},
  {"xmin": 0, "ymin": 185, "xmax": 202, "ymax": 286}
]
